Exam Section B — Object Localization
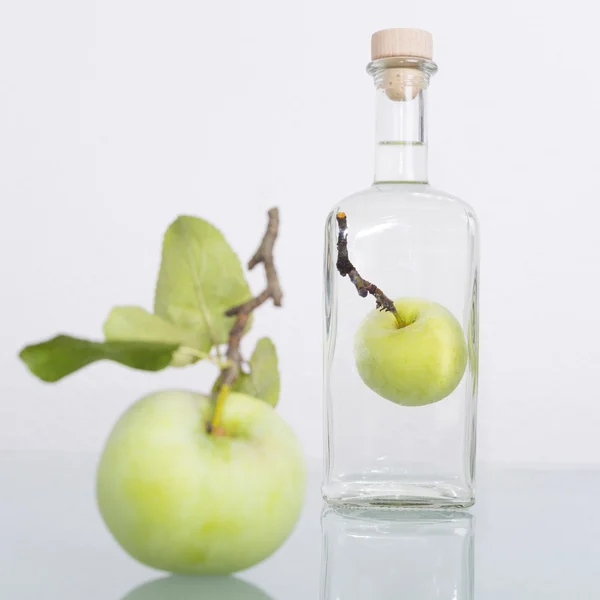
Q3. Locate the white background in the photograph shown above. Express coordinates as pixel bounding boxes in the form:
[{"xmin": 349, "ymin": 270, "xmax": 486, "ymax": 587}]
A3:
[{"xmin": 1, "ymin": 0, "xmax": 599, "ymax": 465}]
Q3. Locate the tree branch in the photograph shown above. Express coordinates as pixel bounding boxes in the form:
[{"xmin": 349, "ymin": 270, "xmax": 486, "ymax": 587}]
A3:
[
  {"xmin": 227, "ymin": 208, "xmax": 283, "ymax": 314},
  {"xmin": 209, "ymin": 208, "xmax": 283, "ymax": 433},
  {"xmin": 335, "ymin": 211, "xmax": 400, "ymax": 320}
]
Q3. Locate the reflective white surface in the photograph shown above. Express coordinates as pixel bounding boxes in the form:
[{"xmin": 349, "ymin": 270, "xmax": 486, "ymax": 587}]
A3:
[{"xmin": 1, "ymin": 452, "xmax": 599, "ymax": 599}]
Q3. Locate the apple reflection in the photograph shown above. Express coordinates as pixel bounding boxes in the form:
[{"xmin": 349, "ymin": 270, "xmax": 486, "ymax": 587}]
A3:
[
  {"xmin": 122, "ymin": 574, "xmax": 274, "ymax": 600},
  {"xmin": 321, "ymin": 508, "xmax": 474, "ymax": 599}
]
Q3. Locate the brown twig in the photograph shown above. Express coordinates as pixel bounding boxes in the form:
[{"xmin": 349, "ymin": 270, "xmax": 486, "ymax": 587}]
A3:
[
  {"xmin": 336, "ymin": 211, "xmax": 400, "ymax": 322},
  {"xmin": 208, "ymin": 207, "xmax": 282, "ymax": 433}
]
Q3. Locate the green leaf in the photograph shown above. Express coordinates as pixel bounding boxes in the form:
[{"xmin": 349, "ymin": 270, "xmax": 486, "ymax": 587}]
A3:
[
  {"xmin": 103, "ymin": 306, "xmax": 202, "ymax": 366},
  {"xmin": 154, "ymin": 216, "xmax": 253, "ymax": 352},
  {"xmin": 19, "ymin": 335, "xmax": 178, "ymax": 382},
  {"xmin": 232, "ymin": 337, "xmax": 280, "ymax": 406}
]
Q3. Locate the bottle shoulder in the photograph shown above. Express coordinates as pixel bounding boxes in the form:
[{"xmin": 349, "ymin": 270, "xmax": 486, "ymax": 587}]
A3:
[
  {"xmin": 327, "ymin": 184, "xmax": 478, "ymax": 225},
  {"xmin": 423, "ymin": 185, "xmax": 478, "ymax": 220}
]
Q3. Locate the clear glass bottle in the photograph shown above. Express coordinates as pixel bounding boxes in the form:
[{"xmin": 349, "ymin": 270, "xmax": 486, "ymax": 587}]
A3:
[
  {"xmin": 322, "ymin": 29, "xmax": 479, "ymax": 508},
  {"xmin": 321, "ymin": 508, "xmax": 475, "ymax": 600}
]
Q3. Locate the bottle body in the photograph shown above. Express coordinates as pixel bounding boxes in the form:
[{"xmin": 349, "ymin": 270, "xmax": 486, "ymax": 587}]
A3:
[{"xmin": 323, "ymin": 183, "xmax": 479, "ymax": 507}]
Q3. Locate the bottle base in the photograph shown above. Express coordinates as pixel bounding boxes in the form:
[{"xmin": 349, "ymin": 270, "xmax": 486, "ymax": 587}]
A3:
[{"xmin": 323, "ymin": 480, "xmax": 474, "ymax": 509}]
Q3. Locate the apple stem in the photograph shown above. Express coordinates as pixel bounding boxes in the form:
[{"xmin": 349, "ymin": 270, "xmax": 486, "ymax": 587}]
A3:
[
  {"xmin": 335, "ymin": 212, "xmax": 399, "ymax": 319},
  {"xmin": 392, "ymin": 310, "xmax": 404, "ymax": 328},
  {"xmin": 210, "ymin": 383, "xmax": 230, "ymax": 431}
]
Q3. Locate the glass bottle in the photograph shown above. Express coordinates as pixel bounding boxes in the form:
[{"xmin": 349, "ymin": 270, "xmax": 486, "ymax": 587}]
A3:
[
  {"xmin": 321, "ymin": 507, "xmax": 475, "ymax": 600},
  {"xmin": 322, "ymin": 28, "xmax": 479, "ymax": 508}
]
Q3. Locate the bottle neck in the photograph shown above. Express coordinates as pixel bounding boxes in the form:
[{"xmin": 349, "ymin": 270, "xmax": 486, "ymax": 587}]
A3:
[
  {"xmin": 368, "ymin": 59, "xmax": 436, "ymax": 184},
  {"xmin": 374, "ymin": 87, "xmax": 428, "ymax": 183}
]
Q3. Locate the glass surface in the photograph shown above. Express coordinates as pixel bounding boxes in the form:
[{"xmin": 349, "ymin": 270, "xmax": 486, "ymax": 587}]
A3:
[
  {"xmin": 322, "ymin": 508, "xmax": 474, "ymax": 599},
  {"xmin": 322, "ymin": 59, "xmax": 479, "ymax": 508},
  {"xmin": 2, "ymin": 451, "xmax": 600, "ymax": 599}
]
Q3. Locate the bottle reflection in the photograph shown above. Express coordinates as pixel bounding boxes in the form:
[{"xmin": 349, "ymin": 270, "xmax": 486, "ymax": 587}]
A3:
[
  {"xmin": 321, "ymin": 508, "xmax": 474, "ymax": 599},
  {"xmin": 122, "ymin": 574, "xmax": 273, "ymax": 600}
]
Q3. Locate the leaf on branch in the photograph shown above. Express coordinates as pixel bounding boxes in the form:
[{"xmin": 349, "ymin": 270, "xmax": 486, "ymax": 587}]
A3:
[
  {"xmin": 103, "ymin": 306, "xmax": 202, "ymax": 367},
  {"xmin": 19, "ymin": 335, "xmax": 178, "ymax": 382},
  {"xmin": 154, "ymin": 216, "xmax": 253, "ymax": 352},
  {"xmin": 232, "ymin": 337, "xmax": 280, "ymax": 407}
]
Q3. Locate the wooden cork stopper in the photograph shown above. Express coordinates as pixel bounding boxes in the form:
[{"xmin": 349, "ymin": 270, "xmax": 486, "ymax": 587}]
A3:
[
  {"xmin": 381, "ymin": 69, "xmax": 428, "ymax": 101},
  {"xmin": 371, "ymin": 28, "xmax": 433, "ymax": 61},
  {"xmin": 371, "ymin": 28, "xmax": 433, "ymax": 101}
]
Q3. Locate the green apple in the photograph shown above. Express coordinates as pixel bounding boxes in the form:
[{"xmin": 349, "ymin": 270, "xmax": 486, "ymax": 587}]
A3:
[
  {"xmin": 97, "ymin": 390, "xmax": 306, "ymax": 575},
  {"xmin": 354, "ymin": 298, "xmax": 467, "ymax": 406},
  {"xmin": 122, "ymin": 574, "xmax": 273, "ymax": 600}
]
